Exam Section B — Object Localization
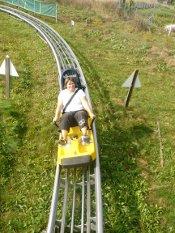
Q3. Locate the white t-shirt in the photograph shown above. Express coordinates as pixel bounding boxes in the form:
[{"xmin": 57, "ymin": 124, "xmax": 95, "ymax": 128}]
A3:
[{"xmin": 58, "ymin": 88, "xmax": 86, "ymax": 112}]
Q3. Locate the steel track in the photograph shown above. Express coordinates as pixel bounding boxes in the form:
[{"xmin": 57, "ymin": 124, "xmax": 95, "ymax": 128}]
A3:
[{"xmin": 0, "ymin": 5, "xmax": 103, "ymax": 233}]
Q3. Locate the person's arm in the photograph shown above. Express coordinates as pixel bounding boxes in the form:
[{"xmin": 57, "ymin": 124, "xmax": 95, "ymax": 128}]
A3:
[
  {"xmin": 53, "ymin": 99, "xmax": 63, "ymax": 122},
  {"xmin": 81, "ymin": 96, "xmax": 95, "ymax": 119}
]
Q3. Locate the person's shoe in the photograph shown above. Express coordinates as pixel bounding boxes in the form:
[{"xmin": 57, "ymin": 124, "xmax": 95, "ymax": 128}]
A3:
[
  {"xmin": 81, "ymin": 135, "xmax": 90, "ymax": 145},
  {"xmin": 58, "ymin": 138, "xmax": 67, "ymax": 146}
]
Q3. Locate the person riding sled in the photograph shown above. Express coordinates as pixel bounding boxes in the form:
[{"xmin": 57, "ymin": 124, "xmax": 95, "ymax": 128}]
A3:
[{"xmin": 53, "ymin": 76, "xmax": 95, "ymax": 145}]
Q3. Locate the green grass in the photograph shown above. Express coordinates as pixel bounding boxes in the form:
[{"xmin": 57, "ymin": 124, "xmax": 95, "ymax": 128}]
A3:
[
  {"xmin": 0, "ymin": 11, "xmax": 58, "ymax": 232},
  {"xmin": 1, "ymin": 3, "xmax": 175, "ymax": 233}
]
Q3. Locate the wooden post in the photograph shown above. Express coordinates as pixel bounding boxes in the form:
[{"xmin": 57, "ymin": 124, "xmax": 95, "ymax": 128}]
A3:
[
  {"xmin": 157, "ymin": 121, "xmax": 164, "ymax": 167},
  {"xmin": 5, "ymin": 55, "xmax": 10, "ymax": 99},
  {"xmin": 124, "ymin": 69, "xmax": 139, "ymax": 108},
  {"xmin": 70, "ymin": 20, "xmax": 74, "ymax": 34}
]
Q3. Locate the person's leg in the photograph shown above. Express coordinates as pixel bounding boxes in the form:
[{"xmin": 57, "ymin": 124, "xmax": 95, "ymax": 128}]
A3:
[
  {"xmin": 74, "ymin": 110, "xmax": 88, "ymax": 135},
  {"xmin": 61, "ymin": 129, "xmax": 68, "ymax": 140},
  {"xmin": 59, "ymin": 112, "xmax": 72, "ymax": 144},
  {"xmin": 81, "ymin": 126, "xmax": 88, "ymax": 136},
  {"xmin": 74, "ymin": 110, "xmax": 90, "ymax": 144}
]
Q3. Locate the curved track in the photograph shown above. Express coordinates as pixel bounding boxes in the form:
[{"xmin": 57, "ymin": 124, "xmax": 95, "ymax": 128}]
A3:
[{"xmin": 0, "ymin": 5, "xmax": 103, "ymax": 233}]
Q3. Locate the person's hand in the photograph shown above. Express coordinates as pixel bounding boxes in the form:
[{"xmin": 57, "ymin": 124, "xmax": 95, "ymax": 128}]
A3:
[
  {"xmin": 53, "ymin": 116, "xmax": 57, "ymax": 123},
  {"xmin": 89, "ymin": 112, "xmax": 96, "ymax": 119}
]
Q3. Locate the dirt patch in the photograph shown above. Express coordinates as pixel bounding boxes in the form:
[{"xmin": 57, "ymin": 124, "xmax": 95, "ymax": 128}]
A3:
[{"xmin": 147, "ymin": 46, "xmax": 175, "ymax": 66}]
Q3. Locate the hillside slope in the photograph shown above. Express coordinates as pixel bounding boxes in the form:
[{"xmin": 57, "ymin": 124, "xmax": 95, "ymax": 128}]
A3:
[{"xmin": 0, "ymin": 3, "xmax": 175, "ymax": 232}]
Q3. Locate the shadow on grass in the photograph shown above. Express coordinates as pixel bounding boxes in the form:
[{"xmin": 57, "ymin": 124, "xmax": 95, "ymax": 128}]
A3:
[{"xmin": 100, "ymin": 123, "xmax": 154, "ymax": 232}]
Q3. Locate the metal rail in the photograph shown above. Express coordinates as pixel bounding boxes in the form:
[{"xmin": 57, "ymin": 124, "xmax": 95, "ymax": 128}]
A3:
[{"xmin": 0, "ymin": 5, "xmax": 103, "ymax": 233}]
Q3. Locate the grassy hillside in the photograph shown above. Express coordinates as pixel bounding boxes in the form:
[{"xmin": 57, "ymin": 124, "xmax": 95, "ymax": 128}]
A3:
[{"xmin": 0, "ymin": 2, "xmax": 175, "ymax": 233}]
